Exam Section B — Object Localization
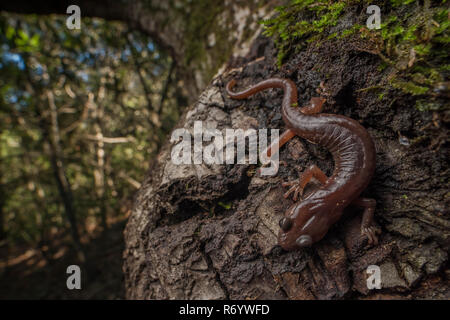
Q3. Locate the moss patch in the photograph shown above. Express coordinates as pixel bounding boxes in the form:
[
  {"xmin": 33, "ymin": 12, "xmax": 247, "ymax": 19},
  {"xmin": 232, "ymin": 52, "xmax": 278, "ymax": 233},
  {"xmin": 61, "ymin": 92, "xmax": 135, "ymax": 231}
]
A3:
[
  {"xmin": 261, "ymin": 0, "xmax": 351, "ymax": 66},
  {"xmin": 261, "ymin": 0, "xmax": 449, "ymax": 103}
]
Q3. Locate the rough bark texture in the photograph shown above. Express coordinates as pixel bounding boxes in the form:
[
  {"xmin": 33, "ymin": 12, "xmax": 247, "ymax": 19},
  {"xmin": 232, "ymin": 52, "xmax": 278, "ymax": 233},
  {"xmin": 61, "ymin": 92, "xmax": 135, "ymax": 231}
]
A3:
[{"xmin": 123, "ymin": 35, "xmax": 449, "ymax": 299}]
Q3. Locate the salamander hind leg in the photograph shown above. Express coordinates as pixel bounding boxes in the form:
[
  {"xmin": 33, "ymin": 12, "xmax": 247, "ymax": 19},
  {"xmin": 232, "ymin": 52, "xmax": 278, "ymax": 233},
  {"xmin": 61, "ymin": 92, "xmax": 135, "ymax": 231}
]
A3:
[
  {"xmin": 282, "ymin": 165, "xmax": 328, "ymax": 201},
  {"xmin": 352, "ymin": 197, "xmax": 381, "ymax": 246}
]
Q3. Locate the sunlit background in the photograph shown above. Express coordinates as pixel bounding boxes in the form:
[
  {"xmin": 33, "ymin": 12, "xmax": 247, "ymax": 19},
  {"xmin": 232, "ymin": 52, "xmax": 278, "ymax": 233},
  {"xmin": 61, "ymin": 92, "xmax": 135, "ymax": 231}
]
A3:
[{"xmin": 0, "ymin": 13, "xmax": 186, "ymax": 298}]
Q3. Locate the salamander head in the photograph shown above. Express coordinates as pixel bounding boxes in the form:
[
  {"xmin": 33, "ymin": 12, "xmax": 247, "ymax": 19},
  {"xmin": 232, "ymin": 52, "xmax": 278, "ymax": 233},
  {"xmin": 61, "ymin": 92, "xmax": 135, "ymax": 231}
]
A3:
[{"xmin": 277, "ymin": 201, "xmax": 333, "ymax": 251}]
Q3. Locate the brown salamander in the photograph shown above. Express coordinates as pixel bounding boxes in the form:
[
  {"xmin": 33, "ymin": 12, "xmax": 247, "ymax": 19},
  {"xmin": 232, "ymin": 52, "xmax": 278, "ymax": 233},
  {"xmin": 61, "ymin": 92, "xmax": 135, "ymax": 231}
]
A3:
[{"xmin": 226, "ymin": 78, "xmax": 379, "ymax": 251}]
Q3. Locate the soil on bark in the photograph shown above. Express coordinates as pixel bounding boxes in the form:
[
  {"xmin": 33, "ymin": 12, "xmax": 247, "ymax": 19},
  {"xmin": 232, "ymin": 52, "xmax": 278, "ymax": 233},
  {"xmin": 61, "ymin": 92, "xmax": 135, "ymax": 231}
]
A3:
[{"xmin": 123, "ymin": 35, "xmax": 449, "ymax": 300}]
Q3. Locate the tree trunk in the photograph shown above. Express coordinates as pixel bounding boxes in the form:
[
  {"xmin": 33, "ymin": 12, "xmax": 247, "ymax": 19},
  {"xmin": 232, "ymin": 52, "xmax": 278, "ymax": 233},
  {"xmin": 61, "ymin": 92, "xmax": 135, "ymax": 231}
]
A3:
[
  {"xmin": 93, "ymin": 83, "xmax": 108, "ymax": 231},
  {"xmin": 45, "ymin": 91, "xmax": 85, "ymax": 261},
  {"xmin": 122, "ymin": 34, "xmax": 449, "ymax": 299}
]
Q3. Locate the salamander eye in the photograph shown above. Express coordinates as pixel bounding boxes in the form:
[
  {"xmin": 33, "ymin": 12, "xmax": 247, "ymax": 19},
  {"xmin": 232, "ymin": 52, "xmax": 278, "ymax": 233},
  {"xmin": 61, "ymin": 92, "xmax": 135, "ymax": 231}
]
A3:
[
  {"xmin": 296, "ymin": 235, "xmax": 313, "ymax": 247},
  {"xmin": 279, "ymin": 217, "xmax": 293, "ymax": 231}
]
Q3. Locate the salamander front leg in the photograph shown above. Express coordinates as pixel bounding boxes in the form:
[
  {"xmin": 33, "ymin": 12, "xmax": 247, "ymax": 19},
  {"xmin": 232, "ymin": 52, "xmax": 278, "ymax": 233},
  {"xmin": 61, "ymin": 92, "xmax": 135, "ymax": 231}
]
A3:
[
  {"xmin": 299, "ymin": 97, "xmax": 326, "ymax": 114},
  {"xmin": 352, "ymin": 197, "xmax": 381, "ymax": 246},
  {"xmin": 282, "ymin": 165, "xmax": 328, "ymax": 201}
]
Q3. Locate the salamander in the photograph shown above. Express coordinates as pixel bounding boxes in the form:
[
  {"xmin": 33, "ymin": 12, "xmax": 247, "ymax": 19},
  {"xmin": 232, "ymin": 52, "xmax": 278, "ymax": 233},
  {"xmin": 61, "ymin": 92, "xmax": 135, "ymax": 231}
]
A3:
[{"xmin": 226, "ymin": 78, "xmax": 379, "ymax": 251}]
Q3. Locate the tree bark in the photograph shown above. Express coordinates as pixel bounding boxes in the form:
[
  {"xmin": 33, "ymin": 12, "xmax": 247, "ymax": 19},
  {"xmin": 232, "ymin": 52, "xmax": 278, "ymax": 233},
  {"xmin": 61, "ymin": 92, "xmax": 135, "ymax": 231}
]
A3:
[{"xmin": 122, "ymin": 35, "xmax": 449, "ymax": 299}]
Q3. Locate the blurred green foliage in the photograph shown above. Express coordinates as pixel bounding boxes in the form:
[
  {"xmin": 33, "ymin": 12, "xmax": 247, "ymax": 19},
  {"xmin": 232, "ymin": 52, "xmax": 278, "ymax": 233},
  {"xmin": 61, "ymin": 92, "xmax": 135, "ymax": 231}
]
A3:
[{"xmin": 0, "ymin": 13, "xmax": 183, "ymax": 250}]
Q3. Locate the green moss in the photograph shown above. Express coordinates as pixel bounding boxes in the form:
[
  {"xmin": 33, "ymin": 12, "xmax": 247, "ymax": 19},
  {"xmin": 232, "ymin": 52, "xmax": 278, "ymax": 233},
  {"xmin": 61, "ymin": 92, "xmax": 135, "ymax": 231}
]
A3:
[
  {"xmin": 390, "ymin": 78, "xmax": 429, "ymax": 95},
  {"xmin": 415, "ymin": 99, "xmax": 446, "ymax": 112},
  {"xmin": 218, "ymin": 201, "xmax": 232, "ymax": 210},
  {"xmin": 338, "ymin": 24, "xmax": 365, "ymax": 39},
  {"xmin": 390, "ymin": 0, "xmax": 417, "ymax": 7},
  {"xmin": 262, "ymin": 0, "xmax": 350, "ymax": 66},
  {"xmin": 378, "ymin": 62, "xmax": 388, "ymax": 71},
  {"xmin": 261, "ymin": 0, "xmax": 449, "ymax": 102}
]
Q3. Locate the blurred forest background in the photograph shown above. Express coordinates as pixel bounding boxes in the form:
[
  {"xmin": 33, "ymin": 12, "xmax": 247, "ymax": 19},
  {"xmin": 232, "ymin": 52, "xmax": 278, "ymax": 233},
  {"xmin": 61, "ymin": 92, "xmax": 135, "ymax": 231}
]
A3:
[
  {"xmin": 0, "ymin": 13, "xmax": 186, "ymax": 298},
  {"xmin": 2, "ymin": 0, "xmax": 447, "ymax": 300}
]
